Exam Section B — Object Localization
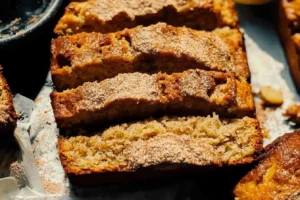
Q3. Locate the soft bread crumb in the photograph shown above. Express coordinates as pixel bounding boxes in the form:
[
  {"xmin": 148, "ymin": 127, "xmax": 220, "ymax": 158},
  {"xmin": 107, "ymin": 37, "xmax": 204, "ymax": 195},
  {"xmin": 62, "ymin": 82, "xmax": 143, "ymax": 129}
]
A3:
[{"xmin": 58, "ymin": 114, "xmax": 262, "ymax": 175}]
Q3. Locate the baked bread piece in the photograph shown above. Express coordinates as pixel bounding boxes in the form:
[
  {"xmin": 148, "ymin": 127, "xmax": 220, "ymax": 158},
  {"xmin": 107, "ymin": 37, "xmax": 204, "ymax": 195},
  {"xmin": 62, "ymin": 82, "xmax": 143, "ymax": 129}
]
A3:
[
  {"xmin": 234, "ymin": 132, "xmax": 300, "ymax": 200},
  {"xmin": 54, "ymin": 0, "xmax": 238, "ymax": 35},
  {"xmin": 51, "ymin": 23, "xmax": 249, "ymax": 90},
  {"xmin": 279, "ymin": 0, "xmax": 300, "ymax": 92},
  {"xmin": 58, "ymin": 114, "xmax": 262, "ymax": 186},
  {"xmin": 284, "ymin": 104, "xmax": 300, "ymax": 123},
  {"xmin": 51, "ymin": 69, "xmax": 255, "ymax": 129},
  {"xmin": 0, "ymin": 66, "xmax": 17, "ymax": 133}
]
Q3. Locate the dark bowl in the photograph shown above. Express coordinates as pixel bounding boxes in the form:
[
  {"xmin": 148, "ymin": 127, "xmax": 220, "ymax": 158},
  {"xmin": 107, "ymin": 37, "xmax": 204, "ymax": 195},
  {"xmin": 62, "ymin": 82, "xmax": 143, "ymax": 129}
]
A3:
[{"xmin": 0, "ymin": 0, "xmax": 63, "ymax": 49}]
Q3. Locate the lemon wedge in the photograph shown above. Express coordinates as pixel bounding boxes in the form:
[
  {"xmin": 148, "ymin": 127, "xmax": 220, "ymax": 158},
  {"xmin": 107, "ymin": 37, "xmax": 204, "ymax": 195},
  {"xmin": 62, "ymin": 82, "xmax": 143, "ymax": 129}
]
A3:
[{"xmin": 235, "ymin": 0, "xmax": 273, "ymax": 5}]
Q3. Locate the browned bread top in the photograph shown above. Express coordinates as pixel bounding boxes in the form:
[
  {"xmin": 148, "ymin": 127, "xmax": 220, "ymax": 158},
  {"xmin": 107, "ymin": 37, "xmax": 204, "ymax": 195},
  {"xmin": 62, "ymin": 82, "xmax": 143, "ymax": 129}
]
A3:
[
  {"xmin": 58, "ymin": 114, "xmax": 262, "ymax": 176},
  {"xmin": 54, "ymin": 0, "xmax": 238, "ymax": 35},
  {"xmin": 0, "ymin": 66, "xmax": 17, "ymax": 133},
  {"xmin": 51, "ymin": 69, "xmax": 255, "ymax": 129},
  {"xmin": 234, "ymin": 132, "xmax": 300, "ymax": 200},
  {"xmin": 51, "ymin": 23, "xmax": 249, "ymax": 90}
]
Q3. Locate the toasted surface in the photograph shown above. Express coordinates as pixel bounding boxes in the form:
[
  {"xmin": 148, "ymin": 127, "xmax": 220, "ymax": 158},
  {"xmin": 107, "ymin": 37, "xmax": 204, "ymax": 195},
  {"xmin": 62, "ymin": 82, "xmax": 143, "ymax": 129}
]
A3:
[
  {"xmin": 284, "ymin": 104, "xmax": 300, "ymax": 123},
  {"xmin": 234, "ymin": 132, "xmax": 300, "ymax": 200},
  {"xmin": 54, "ymin": 0, "xmax": 238, "ymax": 35},
  {"xmin": 279, "ymin": 0, "xmax": 300, "ymax": 92},
  {"xmin": 0, "ymin": 66, "xmax": 17, "ymax": 133},
  {"xmin": 51, "ymin": 69, "xmax": 255, "ymax": 129},
  {"xmin": 58, "ymin": 114, "xmax": 262, "ymax": 177},
  {"xmin": 51, "ymin": 23, "xmax": 249, "ymax": 90}
]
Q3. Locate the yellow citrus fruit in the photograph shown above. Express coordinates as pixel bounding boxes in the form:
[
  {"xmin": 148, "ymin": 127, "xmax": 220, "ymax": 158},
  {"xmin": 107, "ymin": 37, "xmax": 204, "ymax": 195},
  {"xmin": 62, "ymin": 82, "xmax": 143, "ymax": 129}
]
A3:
[{"xmin": 235, "ymin": 0, "xmax": 273, "ymax": 5}]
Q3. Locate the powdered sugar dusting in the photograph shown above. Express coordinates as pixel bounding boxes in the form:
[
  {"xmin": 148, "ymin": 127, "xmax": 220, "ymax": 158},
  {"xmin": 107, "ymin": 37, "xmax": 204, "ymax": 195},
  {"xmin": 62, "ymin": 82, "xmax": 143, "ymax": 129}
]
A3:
[{"xmin": 29, "ymin": 82, "xmax": 68, "ymax": 195}]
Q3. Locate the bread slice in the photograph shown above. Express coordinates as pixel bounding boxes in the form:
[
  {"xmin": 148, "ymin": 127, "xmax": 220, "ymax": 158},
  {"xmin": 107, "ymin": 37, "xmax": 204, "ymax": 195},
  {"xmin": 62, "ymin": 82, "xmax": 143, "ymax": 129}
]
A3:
[
  {"xmin": 279, "ymin": 0, "xmax": 300, "ymax": 93},
  {"xmin": 284, "ymin": 104, "xmax": 300, "ymax": 123},
  {"xmin": 234, "ymin": 132, "xmax": 300, "ymax": 200},
  {"xmin": 0, "ymin": 66, "xmax": 17, "ymax": 133},
  {"xmin": 51, "ymin": 23, "xmax": 249, "ymax": 90},
  {"xmin": 54, "ymin": 0, "xmax": 239, "ymax": 35},
  {"xmin": 57, "ymin": 114, "xmax": 262, "ymax": 186},
  {"xmin": 51, "ymin": 69, "xmax": 255, "ymax": 129}
]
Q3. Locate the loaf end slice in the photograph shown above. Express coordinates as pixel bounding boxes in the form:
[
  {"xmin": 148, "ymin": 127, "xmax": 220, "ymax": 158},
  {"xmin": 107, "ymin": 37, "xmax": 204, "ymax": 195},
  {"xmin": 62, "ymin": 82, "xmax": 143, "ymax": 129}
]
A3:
[
  {"xmin": 234, "ymin": 132, "xmax": 300, "ymax": 200},
  {"xmin": 54, "ymin": 0, "xmax": 239, "ymax": 35}
]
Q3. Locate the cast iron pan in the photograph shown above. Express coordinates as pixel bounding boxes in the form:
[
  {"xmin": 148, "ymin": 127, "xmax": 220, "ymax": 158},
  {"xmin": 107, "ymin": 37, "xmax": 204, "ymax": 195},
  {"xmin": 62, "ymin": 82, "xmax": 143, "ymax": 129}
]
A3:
[{"xmin": 0, "ymin": 0, "xmax": 63, "ymax": 48}]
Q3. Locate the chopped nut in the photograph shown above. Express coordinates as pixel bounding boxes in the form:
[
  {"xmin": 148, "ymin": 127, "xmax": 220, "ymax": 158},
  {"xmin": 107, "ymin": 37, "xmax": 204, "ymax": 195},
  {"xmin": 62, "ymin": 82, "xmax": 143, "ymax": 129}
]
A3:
[
  {"xmin": 261, "ymin": 125, "xmax": 270, "ymax": 139},
  {"xmin": 260, "ymin": 86, "xmax": 283, "ymax": 106},
  {"xmin": 284, "ymin": 104, "xmax": 300, "ymax": 123}
]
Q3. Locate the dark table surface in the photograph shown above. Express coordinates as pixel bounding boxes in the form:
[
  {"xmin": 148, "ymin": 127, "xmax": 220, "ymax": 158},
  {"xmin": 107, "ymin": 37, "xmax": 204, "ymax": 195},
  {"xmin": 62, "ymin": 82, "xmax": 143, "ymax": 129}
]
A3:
[{"xmin": 0, "ymin": 2, "xmax": 281, "ymax": 200}]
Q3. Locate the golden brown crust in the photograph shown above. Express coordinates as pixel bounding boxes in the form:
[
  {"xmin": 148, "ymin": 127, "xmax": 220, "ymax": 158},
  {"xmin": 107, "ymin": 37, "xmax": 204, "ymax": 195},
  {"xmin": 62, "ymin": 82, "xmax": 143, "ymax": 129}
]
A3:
[
  {"xmin": 54, "ymin": 0, "xmax": 239, "ymax": 35},
  {"xmin": 51, "ymin": 69, "xmax": 255, "ymax": 129},
  {"xmin": 0, "ymin": 66, "xmax": 17, "ymax": 133},
  {"xmin": 284, "ymin": 104, "xmax": 300, "ymax": 123},
  {"xmin": 234, "ymin": 132, "xmax": 300, "ymax": 200},
  {"xmin": 57, "ymin": 115, "xmax": 262, "ymax": 178},
  {"xmin": 279, "ymin": 1, "xmax": 300, "ymax": 92},
  {"xmin": 51, "ymin": 23, "xmax": 249, "ymax": 90}
]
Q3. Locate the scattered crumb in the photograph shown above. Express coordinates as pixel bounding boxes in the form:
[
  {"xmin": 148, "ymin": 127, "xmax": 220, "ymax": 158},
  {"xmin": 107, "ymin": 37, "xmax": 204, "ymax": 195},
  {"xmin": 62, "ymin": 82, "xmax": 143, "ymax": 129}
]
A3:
[
  {"xmin": 35, "ymin": 97, "xmax": 43, "ymax": 103},
  {"xmin": 261, "ymin": 125, "xmax": 270, "ymax": 139},
  {"xmin": 255, "ymin": 101, "xmax": 267, "ymax": 124},
  {"xmin": 9, "ymin": 161, "xmax": 26, "ymax": 188},
  {"xmin": 29, "ymin": 18, "xmax": 37, "ymax": 24},
  {"xmin": 260, "ymin": 86, "xmax": 283, "ymax": 106},
  {"xmin": 41, "ymin": 175, "xmax": 62, "ymax": 194},
  {"xmin": 17, "ymin": 31, "xmax": 24, "ymax": 36},
  {"xmin": 33, "ymin": 139, "xmax": 40, "ymax": 154},
  {"xmin": 35, "ymin": 159, "xmax": 45, "ymax": 168},
  {"xmin": 255, "ymin": 101, "xmax": 270, "ymax": 138},
  {"xmin": 44, "ymin": 109, "xmax": 51, "ymax": 114},
  {"xmin": 283, "ymin": 104, "xmax": 300, "ymax": 123}
]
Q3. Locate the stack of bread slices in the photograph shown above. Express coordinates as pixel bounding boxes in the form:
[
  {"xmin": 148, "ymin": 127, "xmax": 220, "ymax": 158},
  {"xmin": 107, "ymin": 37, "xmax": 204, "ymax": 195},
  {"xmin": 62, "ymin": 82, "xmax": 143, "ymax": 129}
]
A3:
[{"xmin": 50, "ymin": 0, "xmax": 263, "ymax": 186}]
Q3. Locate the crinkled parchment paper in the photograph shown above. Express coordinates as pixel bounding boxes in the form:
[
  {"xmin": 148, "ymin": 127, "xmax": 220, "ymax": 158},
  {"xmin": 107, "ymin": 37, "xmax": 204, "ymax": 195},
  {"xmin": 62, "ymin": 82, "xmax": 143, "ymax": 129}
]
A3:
[
  {"xmin": 2, "ymin": 5, "xmax": 300, "ymax": 200},
  {"xmin": 0, "ymin": 94, "xmax": 63, "ymax": 200}
]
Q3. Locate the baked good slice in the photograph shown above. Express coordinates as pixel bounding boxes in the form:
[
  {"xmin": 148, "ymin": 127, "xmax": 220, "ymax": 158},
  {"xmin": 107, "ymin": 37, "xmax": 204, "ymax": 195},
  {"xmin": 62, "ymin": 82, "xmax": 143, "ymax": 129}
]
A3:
[
  {"xmin": 0, "ymin": 65, "xmax": 17, "ymax": 133},
  {"xmin": 54, "ymin": 0, "xmax": 239, "ymax": 35},
  {"xmin": 279, "ymin": 0, "xmax": 300, "ymax": 92},
  {"xmin": 51, "ymin": 69, "xmax": 255, "ymax": 129},
  {"xmin": 57, "ymin": 114, "xmax": 262, "ymax": 186},
  {"xmin": 51, "ymin": 23, "xmax": 249, "ymax": 90},
  {"xmin": 284, "ymin": 104, "xmax": 300, "ymax": 123},
  {"xmin": 234, "ymin": 131, "xmax": 300, "ymax": 200}
]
